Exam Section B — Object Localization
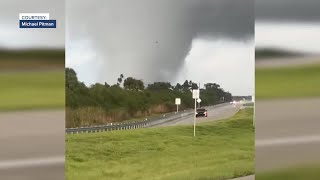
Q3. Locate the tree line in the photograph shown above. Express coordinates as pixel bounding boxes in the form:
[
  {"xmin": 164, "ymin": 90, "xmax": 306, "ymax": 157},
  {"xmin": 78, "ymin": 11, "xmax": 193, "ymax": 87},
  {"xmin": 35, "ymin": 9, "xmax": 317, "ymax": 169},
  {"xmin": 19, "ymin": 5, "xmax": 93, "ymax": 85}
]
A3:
[{"xmin": 66, "ymin": 68, "xmax": 233, "ymax": 128}]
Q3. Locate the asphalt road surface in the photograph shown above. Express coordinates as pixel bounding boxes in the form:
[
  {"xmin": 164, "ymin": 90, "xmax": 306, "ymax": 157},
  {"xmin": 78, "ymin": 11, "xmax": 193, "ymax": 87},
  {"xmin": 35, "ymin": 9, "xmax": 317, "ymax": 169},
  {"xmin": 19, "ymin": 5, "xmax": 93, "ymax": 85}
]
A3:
[
  {"xmin": 0, "ymin": 110, "xmax": 65, "ymax": 180},
  {"xmin": 155, "ymin": 102, "xmax": 242, "ymax": 127},
  {"xmin": 255, "ymin": 98, "xmax": 320, "ymax": 172}
]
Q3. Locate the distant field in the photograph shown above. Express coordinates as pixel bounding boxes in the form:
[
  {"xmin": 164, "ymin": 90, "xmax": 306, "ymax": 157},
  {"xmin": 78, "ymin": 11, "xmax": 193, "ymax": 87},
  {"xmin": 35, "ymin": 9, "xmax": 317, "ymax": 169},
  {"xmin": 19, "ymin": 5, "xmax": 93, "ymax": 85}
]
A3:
[
  {"xmin": 257, "ymin": 164, "xmax": 320, "ymax": 180},
  {"xmin": 0, "ymin": 59, "xmax": 64, "ymax": 70},
  {"xmin": 0, "ymin": 70, "xmax": 65, "ymax": 111},
  {"xmin": 66, "ymin": 109, "xmax": 254, "ymax": 180},
  {"xmin": 255, "ymin": 48, "xmax": 304, "ymax": 60},
  {"xmin": 0, "ymin": 49, "xmax": 64, "ymax": 59},
  {"xmin": 256, "ymin": 64, "xmax": 320, "ymax": 99},
  {"xmin": 0, "ymin": 49, "xmax": 64, "ymax": 70}
]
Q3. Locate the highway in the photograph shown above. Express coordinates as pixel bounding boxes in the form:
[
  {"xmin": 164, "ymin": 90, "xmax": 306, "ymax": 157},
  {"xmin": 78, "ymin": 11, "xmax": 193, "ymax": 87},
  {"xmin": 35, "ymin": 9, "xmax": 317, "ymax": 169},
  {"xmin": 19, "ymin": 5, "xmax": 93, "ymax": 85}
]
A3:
[
  {"xmin": 256, "ymin": 98, "xmax": 320, "ymax": 172},
  {"xmin": 65, "ymin": 103, "xmax": 243, "ymax": 134},
  {"xmin": 0, "ymin": 103, "xmax": 243, "ymax": 179},
  {"xmin": 0, "ymin": 110, "xmax": 65, "ymax": 180},
  {"xmin": 155, "ymin": 102, "xmax": 243, "ymax": 127},
  {"xmin": 256, "ymin": 55, "xmax": 320, "ymax": 173}
]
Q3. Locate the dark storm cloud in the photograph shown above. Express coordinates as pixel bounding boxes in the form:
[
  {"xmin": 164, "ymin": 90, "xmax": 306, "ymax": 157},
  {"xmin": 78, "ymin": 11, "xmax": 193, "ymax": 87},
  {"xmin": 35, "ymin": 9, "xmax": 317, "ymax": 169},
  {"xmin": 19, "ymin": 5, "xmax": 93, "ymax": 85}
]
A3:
[
  {"xmin": 256, "ymin": 0, "xmax": 320, "ymax": 22},
  {"xmin": 67, "ymin": 0, "xmax": 253, "ymax": 84},
  {"xmin": 188, "ymin": 0, "xmax": 254, "ymax": 40}
]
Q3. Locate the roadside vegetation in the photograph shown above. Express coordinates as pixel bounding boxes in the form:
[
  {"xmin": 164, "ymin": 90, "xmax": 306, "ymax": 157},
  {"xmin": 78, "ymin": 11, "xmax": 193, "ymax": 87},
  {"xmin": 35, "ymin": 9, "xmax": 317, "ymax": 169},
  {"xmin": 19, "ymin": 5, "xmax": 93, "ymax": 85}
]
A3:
[
  {"xmin": 256, "ymin": 64, "xmax": 320, "ymax": 99},
  {"xmin": 255, "ymin": 48, "xmax": 304, "ymax": 60},
  {"xmin": 66, "ymin": 108, "xmax": 254, "ymax": 180},
  {"xmin": 66, "ymin": 68, "xmax": 233, "ymax": 128}
]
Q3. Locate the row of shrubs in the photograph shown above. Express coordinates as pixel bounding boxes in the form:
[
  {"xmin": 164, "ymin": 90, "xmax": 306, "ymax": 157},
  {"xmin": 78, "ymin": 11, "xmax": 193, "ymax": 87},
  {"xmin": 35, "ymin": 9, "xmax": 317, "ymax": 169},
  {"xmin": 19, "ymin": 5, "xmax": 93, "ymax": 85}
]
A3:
[{"xmin": 66, "ymin": 68, "xmax": 232, "ymax": 128}]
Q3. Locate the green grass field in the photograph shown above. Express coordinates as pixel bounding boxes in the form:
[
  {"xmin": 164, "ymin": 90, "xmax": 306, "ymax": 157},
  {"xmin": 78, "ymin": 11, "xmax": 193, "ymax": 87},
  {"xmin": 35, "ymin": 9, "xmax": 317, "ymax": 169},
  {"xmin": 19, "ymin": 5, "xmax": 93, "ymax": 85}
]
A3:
[
  {"xmin": 66, "ymin": 109, "xmax": 254, "ymax": 180},
  {"xmin": 256, "ymin": 64, "xmax": 320, "ymax": 99},
  {"xmin": 0, "ymin": 70, "xmax": 65, "ymax": 111},
  {"xmin": 257, "ymin": 164, "xmax": 320, "ymax": 180}
]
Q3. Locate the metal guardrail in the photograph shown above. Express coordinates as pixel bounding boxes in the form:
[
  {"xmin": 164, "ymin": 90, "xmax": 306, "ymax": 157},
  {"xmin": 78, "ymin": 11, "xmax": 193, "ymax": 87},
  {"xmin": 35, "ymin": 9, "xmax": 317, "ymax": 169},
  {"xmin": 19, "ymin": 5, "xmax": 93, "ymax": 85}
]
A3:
[
  {"xmin": 65, "ymin": 104, "xmax": 222, "ymax": 134},
  {"xmin": 66, "ymin": 109, "xmax": 194, "ymax": 134}
]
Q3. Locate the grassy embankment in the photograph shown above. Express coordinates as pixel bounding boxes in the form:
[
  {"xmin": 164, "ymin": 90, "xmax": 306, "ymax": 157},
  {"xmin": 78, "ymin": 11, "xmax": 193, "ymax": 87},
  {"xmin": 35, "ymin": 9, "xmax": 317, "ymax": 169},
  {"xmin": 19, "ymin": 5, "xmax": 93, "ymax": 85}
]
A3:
[
  {"xmin": 0, "ymin": 49, "xmax": 64, "ymax": 111},
  {"xmin": 256, "ymin": 64, "xmax": 320, "ymax": 99},
  {"xmin": 66, "ymin": 109, "xmax": 254, "ymax": 180},
  {"xmin": 0, "ymin": 70, "xmax": 65, "ymax": 111}
]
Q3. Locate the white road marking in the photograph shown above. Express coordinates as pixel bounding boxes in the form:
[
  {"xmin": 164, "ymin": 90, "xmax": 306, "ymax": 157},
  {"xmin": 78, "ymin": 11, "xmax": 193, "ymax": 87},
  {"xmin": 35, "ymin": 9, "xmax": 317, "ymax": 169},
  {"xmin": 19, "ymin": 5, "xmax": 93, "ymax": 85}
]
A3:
[
  {"xmin": 256, "ymin": 135, "xmax": 320, "ymax": 147},
  {"xmin": 0, "ymin": 156, "xmax": 64, "ymax": 169}
]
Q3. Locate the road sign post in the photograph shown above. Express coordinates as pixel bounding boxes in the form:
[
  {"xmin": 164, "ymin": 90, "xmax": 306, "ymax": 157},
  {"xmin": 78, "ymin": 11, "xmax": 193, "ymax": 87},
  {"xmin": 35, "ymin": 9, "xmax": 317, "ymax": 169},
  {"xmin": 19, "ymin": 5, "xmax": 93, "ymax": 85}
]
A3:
[
  {"xmin": 192, "ymin": 89, "xmax": 199, "ymax": 137},
  {"xmin": 175, "ymin": 98, "xmax": 181, "ymax": 112}
]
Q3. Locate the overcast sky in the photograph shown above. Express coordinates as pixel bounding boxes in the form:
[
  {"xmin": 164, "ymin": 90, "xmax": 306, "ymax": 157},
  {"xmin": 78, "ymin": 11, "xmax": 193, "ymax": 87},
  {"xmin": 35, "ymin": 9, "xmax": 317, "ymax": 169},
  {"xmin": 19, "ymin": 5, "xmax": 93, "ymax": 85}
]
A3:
[
  {"xmin": 66, "ymin": 0, "xmax": 254, "ymax": 96},
  {"xmin": 5, "ymin": 0, "xmax": 320, "ymax": 95},
  {"xmin": 0, "ymin": 0, "xmax": 64, "ymax": 49},
  {"xmin": 255, "ymin": 0, "xmax": 320, "ymax": 54}
]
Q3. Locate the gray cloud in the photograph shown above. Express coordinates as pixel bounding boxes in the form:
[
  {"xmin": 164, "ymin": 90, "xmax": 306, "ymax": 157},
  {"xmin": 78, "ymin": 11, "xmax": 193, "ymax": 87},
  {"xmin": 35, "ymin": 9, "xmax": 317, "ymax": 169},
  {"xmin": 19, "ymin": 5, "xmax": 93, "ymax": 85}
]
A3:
[
  {"xmin": 67, "ymin": 0, "xmax": 253, "ymax": 84},
  {"xmin": 256, "ymin": 0, "xmax": 320, "ymax": 22}
]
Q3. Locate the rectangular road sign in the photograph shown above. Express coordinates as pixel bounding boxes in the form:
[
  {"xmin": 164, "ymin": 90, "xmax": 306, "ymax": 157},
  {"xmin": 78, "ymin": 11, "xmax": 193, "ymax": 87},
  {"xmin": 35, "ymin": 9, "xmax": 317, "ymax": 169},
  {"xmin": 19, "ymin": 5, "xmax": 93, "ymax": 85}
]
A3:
[
  {"xmin": 192, "ymin": 89, "xmax": 199, "ymax": 99},
  {"xmin": 175, "ymin": 98, "xmax": 181, "ymax": 105}
]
